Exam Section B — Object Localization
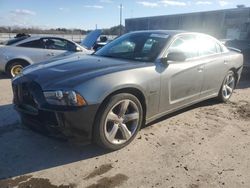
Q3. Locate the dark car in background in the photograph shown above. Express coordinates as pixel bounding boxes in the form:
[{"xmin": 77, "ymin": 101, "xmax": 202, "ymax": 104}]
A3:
[
  {"xmin": 12, "ymin": 30, "xmax": 243, "ymax": 150},
  {"xmin": 223, "ymin": 39, "xmax": 250, "ymax": 63},
  {"xmin": 223, "ymin": 39, "xmax": 250, "ymax": 80}
]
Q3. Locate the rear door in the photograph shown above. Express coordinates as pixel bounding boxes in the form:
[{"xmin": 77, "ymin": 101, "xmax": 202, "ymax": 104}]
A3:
[
  {"xmin": 159, "ymin": 34, "xmax": 205, "ymax": 113},
  {"xmin": 197, "ymin": 35, "xmax": 228, "ymax": 97}
]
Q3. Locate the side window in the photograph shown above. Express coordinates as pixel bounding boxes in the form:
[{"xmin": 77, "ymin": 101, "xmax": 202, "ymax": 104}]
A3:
[
  {"xmin": 42, "ymin": 38, "xmax": 76, "ymax": 51},
  {"xmin": 197, "ymin": 36, "xmax": 219, "ymax": 56},
  {"xmin": 168, "ymin": 35, "xmax": 199, "ymax": 59},
  {"xmin": 109, "ymin": 41, "xmax": 135, "ymax": 54},
  {"xmin": 142, "ymin": 38, "xmax": 157, "ymax": 53},
  {"xmin": 67, "ymin": 41, "xmax": 77, "ymax": 51},
  {"xmin": 18, "ymin": 39, "xmax": 44, "ymax": 49}
]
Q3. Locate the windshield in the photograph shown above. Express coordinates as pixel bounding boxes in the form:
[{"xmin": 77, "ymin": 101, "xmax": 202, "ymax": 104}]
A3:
[
  {"xmin": 2, "ymin": 36, "xmax": 29, "ymax": 46},
  {"xmin": 94, "ymin": 32, "xmax": 169, "ymax": 62}
]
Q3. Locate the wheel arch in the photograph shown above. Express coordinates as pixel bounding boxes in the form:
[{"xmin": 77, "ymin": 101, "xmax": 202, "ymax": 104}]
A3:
[
  {"xmin": 107, "ymin": 87, "xmax": 147, "ymax": 118},
  {"xmin": 5, "ymin": 58, "xmax": 31, "ymax": 72},
  {"xmin": 101, "ymin": 87, "xmax": 147, "ymax": 119},
  {"xmin": 92, "ymin": 86, "xmax": 147, "ymax": 139},
  {"xmin": 228, "ymin": 67, "xmax": 239, "ymax": 87}
]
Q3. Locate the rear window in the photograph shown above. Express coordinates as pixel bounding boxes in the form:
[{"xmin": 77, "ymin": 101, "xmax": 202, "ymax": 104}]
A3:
[
  {"xmin": 197, "ymin": 35, "xmax": 220, "ymax": 56},
  {"xmin": 3, "ymin": 36, "xmax": 29, "ymax": 46}
]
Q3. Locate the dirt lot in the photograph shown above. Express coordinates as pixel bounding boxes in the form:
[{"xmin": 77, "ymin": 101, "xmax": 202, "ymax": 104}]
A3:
[{"xmin": 0, "ymin": 72, "xmax": 249, "ymax": 188}]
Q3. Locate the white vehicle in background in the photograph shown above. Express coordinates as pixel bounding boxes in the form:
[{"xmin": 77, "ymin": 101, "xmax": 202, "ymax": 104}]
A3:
[{"xmin": 0, "ymin": 30, "xmax": 101, "ymax": 77}]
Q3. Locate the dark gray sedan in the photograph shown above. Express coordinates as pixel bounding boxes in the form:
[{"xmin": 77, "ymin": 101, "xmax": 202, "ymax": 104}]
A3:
[{"xmin": 12, "ymin": 30, "xmax": 243, "ymax": 150}]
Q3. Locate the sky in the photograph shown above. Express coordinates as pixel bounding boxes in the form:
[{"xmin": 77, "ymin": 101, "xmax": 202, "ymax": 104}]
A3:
[{"xmin": 0, "ymin": 0, "xmax": 250, "ymax": 30}]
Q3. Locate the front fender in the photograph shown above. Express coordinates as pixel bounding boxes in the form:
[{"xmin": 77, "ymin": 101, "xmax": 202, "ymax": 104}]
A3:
[
  {"xmin": 75, "ymin": 66, "xmax": 161, "ymax": 118},
  {"xmin": 77, "ymin": 74, "xmax": 148, "ymax": 105},
  {"xmin": 100, "ymin": 83, "xmax": 148, "ymax": 104}
]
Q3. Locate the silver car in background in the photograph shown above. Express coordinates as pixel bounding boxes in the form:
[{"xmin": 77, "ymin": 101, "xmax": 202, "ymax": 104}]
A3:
[{"xmin": 0, "ymin": 30, "xmax": 102, "ymax": 77}]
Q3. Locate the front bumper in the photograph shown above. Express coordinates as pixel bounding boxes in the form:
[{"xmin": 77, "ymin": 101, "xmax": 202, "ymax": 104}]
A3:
[
  {"xmin": 12, "ymin": 77, "xmax": 99, "ymax": 141},
  {"xmin": 15, "ymin": 104, "xmax": 99, "ymax": 141}
]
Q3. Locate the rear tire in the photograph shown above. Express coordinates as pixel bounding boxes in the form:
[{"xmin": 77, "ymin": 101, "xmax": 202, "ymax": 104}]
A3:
[
  {"xmin": 217, "ymin": 70, "xmax": 236, "ymax": 102},
  {"xmin": 93, "ymin": 93, "xmax": 143, "ymax": 150},
  {"xmin": 6, "ymin": 61, "xmax": 28, "ymax": 78}
]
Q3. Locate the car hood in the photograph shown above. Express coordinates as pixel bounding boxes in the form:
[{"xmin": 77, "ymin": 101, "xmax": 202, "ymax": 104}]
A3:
[
  {"xmin": 49, "ymin": 52, "xmax": 91, "ymax": 62},
  {"xmin": 22, "ymin": 55, "xmax": 148, "ymax": 89},
  {"xmin": 80, "ymin": 29, "xmax": 102, "ymax": 49}
]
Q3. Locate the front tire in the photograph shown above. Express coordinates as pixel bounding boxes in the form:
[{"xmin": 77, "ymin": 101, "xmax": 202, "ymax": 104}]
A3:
[
  {"xmin": 94, "ymin": 93, "xmax": 143, "ymax": 150},
  {"xmin": 217, "ymin": 70, "xmax": 236, "ymax": 102}
]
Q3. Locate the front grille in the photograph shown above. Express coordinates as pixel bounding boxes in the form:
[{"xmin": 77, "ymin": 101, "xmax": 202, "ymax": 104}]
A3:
[
  {"xmin": 13, "ymin": 81, "xmax": 63, "ymax": 136},
  {"xmin": 12, "ymin": 84, "xmax": 19, "ymax": 104},
  {"xmin": 22, "ymin": 110, "xmax": 59, "ymax": 127},
  {"xmin": 21, "ymin": 111, "xmax": 61, "ymax": 134},
  {"xmin": 13, "ymin": 83, "xmax": 37, "ymax": 108}
]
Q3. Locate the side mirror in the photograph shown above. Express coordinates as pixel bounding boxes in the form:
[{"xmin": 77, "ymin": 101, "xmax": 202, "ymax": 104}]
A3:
[{"xmin": 161, "ymin": 52, "xmax": 187, "ymax": 64}]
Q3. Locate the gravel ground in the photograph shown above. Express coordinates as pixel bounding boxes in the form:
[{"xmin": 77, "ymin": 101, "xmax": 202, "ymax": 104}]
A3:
[{"xmin": 0, "ymin": 72, "xmax": 249, "ymax": 188}]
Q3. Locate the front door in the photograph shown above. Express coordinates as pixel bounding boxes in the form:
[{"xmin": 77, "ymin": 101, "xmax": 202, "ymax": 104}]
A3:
[{"xmin": 159, "ymin": 34, "xmax": 205, "ymax": 113}]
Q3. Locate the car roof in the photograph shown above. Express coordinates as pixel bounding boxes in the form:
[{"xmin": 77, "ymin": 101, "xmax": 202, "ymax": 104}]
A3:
[
  {"xmin": 129, "ymin": 30, "xmax": 206, "ymax": 37},
  {"xmin": 23, "ymin": 36, "xmax": 73, "ymax": 41},
  {"xmin": 13, "ymin": 35, "xmax": 76, "ymax": 46}
]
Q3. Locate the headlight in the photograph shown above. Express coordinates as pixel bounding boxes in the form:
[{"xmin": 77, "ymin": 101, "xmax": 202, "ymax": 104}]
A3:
[{"xmin": 43, "ymin": 90, "xmax": 86, "ymax": 107}]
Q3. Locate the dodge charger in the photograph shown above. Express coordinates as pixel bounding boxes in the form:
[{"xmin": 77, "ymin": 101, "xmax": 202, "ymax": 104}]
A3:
[{"xmin": 12, "ymin": 30, "xmax": 243, "ymax": 150}]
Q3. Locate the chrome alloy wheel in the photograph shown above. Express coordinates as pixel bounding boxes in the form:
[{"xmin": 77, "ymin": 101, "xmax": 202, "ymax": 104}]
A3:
[
  {"xmin": 222, "ymin": 72, "xmax": 235, "ymax": 100},
  {"xmin": 104, "ymin": 99, "xmax": 140, "ymax": 145},
  {"xmin": 11, "ymin": 64, "xmax": 23, "ymax": 77}
]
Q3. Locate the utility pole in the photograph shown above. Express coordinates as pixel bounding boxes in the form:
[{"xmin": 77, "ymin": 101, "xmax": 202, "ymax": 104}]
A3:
[
  {"xmin": 8, "ymin": 27, "xmax": 11, "ymax": 39},
  {"xmin": 119, "ymin": 4, "xmax": 123, "ymax": 36}
]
